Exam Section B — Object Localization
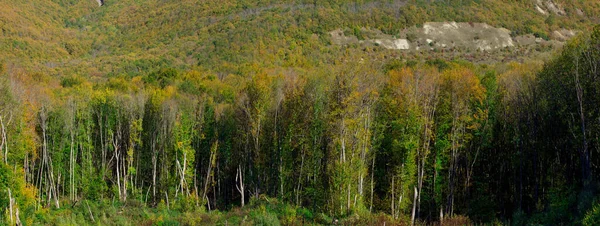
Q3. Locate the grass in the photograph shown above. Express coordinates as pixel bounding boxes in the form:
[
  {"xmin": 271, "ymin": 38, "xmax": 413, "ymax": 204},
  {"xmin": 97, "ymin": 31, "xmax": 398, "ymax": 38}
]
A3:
[{"xmin": 33, "ymin": 196, "xmax": 415, "ymax": 225}]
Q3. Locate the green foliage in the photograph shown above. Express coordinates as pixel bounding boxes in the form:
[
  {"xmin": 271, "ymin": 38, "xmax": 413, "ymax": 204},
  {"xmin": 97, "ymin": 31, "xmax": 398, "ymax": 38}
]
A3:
[
  {"xmin": 1, "ymin": 0, "xmax": 597, "ymax": 77},
  {"xmin": 314, "ymin": 213, "xmax": 332, "ymax": 225},
  {"xmin": 2, "ymin": 0, "xmax": 600, "ymax": 224},
  {"xmin": 6, "ymin": 49, "xmax": 600, "ymax": 225},
  {"xmin": 584, "ymin": 203, "xmax": 600, "ymax": 226},
  {"xmin": 60, "ymin": 75, "xmax": 85, "ymax": 88},
  {"xmin": 249, "ymin": 207, "xmax": 281, "ymax": 226},
  {"xmin": 511, "ymin": 209, "xmax": 527, "ymax": 226},
  {"xmin": 467, "ymin": 189, "xmax": 497, "ymax": 222},
  {"xmin": 383, "ymin": 59, "xmax": 405, "ymax": 73},
  {"xmin": 0, "ymin": 165, "xmax": 10, "ymax": 219},
  {"xmin": 146, "ymin": 68, "xmax": 179, "ymax": 88}
]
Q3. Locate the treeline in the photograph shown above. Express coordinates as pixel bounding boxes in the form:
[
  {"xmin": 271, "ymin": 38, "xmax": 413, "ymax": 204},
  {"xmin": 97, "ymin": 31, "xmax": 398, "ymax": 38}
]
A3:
[{"xmin": 1, "ymin": 27, "xmax": 600, "ymax": 224}]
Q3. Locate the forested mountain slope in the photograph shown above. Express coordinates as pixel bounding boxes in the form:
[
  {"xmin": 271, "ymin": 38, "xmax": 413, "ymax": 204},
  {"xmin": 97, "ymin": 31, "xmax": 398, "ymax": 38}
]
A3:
[
  {"xmin": 1, "ymin": 0, "xmax": 598, "ymax": 75},
  {"xmin": 1, "ymin": 0, "xmax": 600, "ymax": 225}
]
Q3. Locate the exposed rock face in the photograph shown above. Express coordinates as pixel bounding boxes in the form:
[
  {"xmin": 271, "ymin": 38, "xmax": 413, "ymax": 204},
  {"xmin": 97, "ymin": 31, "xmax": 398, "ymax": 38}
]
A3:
[
  {"xmin": 552, "ymin": 29, "xmax": 577, "ymax": 41},
  {"xmin": 544, "ymin": 1, "xmax": 565, "ymax": 15},
  {"xmin": 329, "ymin": 22, "xmax": 575, "ymax": 52},
  {"xmin": 514, "ymin": 34, "xmax": 540, "ymax": 46},
  {"xmin": 330, "ymin": 29, "xmax": 359, "ymax": 45},
  {"xmin": 419, "ymin": 22, "xmax": 514, "ymax": 51},
  {"xmin": 329, "ymin": 28, "xmax": 410, "ymax": 50},
  {"xmin": 536, "ymin": 5, "xmax": 548, "ymax": 15},
  {"xmin": 372, "ymin": 39, "xmax": 410, "ymax": 50},
  {"xmin": 535, "ymin": 0, "xmax": 566, "ymax": 16}
]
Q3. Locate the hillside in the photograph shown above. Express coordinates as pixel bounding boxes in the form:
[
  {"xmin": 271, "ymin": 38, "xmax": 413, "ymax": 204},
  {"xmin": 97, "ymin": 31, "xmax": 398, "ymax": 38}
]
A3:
[
  {"xmin": 1, "ymin": 0, "xmax": 600, "ymax": 225},
  {"xmin": 1, "ymin": 0, "xmax": 598, "ymax": 76}
]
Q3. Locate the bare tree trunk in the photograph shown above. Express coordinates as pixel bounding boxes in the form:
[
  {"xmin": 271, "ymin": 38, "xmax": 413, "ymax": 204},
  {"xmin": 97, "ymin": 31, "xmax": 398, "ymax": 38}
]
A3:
[
  {"xmin": 391, "ymin": 176, "xmax": 395, "ymax": 217},
  {"xmin": 175, "ymin": 160, "xmax": 182, "ymax": 198},
  {"xmin": 115, "ymin": 143, "xmax": 122, "ymax": 201},
  {"xmin": 182, "ymin": 153, "xmax": 187, "ymax": 195},
  {"xmin": 236, "ymin": 165, "xmax": 245, "ymax": 207},
  {"xmin": 341, "ymin": 121, "xmax": 346, "ymax": 163},
  {"xmin": 36, "ymin": 149, "xmax": 43, "ymax": 208},
  {"xmin": 370, "ymin": 156, "xmax": 375, "ymax": 212},
  {"xmin": 0, "ymin": 114, "xmax": 8, "ymax": 164},
  {"xmin": 86, "ymin": 200, "xmax": 95, "ymax": 222},
  {"xmin": 347, "ymin": 183, "xmax": 351, "ymax": 211},
  {"xmin": 274, "ymin": 106, "xmax": 283, "ymax": 199},
  {"xmin": 8, "ymin": 188, "xmax": 13, "ymax": 224},
  {"xmin": 574, "ymin": 57, "xmax": 591, "ymax": 183},
  {"xmin": 122, "ymin": 149, "xmax": 127, "ymax": 201},
  {"xmin": 152, "ymin": 140, "xmax": 157, "ymax": 203},
  {"xmin": 70, "ymin": 130, "xmax": 75, "ymax": 201},
  {"xmin": 296, "ymin": 147, "xmax": 305, "ymax": 206},
  {"xmin": 204, "ymin": 141, "xmax": 218, "ymax": 209},
  {"xmin": 98, "ymin": 112, "xmax": 106, "ymax": 181},
  {"xmin": 411, "ymin": 187, "xmax": 417, "ymax": 226},
  {"xmin": 279, "ymin": 153, "xmax": 284, "ymax": 198},
  {"xmin": 113, "ymin": 116, "xmax": 123, "ymax": 201},
  {"xmin": 215, "ymin": 162, "xmax": 220, "ymax": 209},
  {"xmin": 40, "ymin": 108, "xmax": 60, "ymax": 209},
  {"xmin": 15, "ymin": 206, "xmax": 21, "ymax": 226},
  {"xmin": 417, "ymin": 160, "xmax": 424, "ymax": 218},
  {"xmin": 194, "ymin": 168, "xmax": 198, "ymax": 207},
  {"xmin": 165, "ymin": 191, "xmax": 169, "ymax": 210},
  {"xmin": 50, "ymin": 162, "xmax": 59, "ymax": 208}
]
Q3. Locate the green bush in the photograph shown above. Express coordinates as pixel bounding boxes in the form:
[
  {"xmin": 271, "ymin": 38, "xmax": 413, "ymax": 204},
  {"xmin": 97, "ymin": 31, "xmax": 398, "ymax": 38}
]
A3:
[
  {"xmin": 584, "ymin": 203, "xmax": 600, "ymax": 225},
  {"xmin": 511, "ymin": 209, "xmax": 527, "ymax": 226},
  {"xmin": 277, "ymin": 204, "xmax": 296, "ymax": 225},
  {"xmin": 157, "ymin": 219, "xmax": 181, "ymax": 226},
  {"xmin": 146, "ymin": 68, "xmax": 179, "ymax": 88},
  {"xmin": 296, "ymin": 207, "xmax": 314, "ymax": 221},
  {"xmin": 249, "ymin": 205, "xmax": 281, "ymax": 226},
  {"xmin": 61, "ymin": 75, "xmax": 84, "ymax": 88},
  {"xmin": 177, "ymin": 80, "xmax": 202, "ymax": 95},
  {"xmin": 383, "ymin": 59, "xmax": 405, "ymax": 72},
  {"xmin": 315, "ymin": 213, "xmax": 332, "ymax": 225}
]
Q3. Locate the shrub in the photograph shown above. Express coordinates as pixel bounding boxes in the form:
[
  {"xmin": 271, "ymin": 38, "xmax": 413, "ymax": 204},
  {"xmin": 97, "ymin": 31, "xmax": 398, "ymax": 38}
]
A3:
[
  {"xmin": 584, "ymin": 203, "xmax": 600, "ymax": 225},
  {"xmin": 383, "ymin": 59, "xmax": 405, "ymax": 72},
  {"xmin": 146, "ymin": 68, "xmax": 179, "ymax": 88},
  {"xmin": 61, "ymin": 75, "xmax": 84, "ymax": 88},
  {"xmin": 511, "ymin": 209, "xmax": 527, "ymax": 226},
  {"xmin": 315, "ymin": 213, "xmax": 332, "ymax": 225},
  {"xmin": 277, "ymin": 204, "xmax": 296, "ymax": 225},
  {"xmin": 296, "ymin": 208, "xmax": 314, "ymax": 221},
  {"xmin": 442, "ymin": 215, "xmax": 471, "ymax": 226},
  {"xmin": 249, "ymin": 205, "xmax": 280, "ymax": 226}
]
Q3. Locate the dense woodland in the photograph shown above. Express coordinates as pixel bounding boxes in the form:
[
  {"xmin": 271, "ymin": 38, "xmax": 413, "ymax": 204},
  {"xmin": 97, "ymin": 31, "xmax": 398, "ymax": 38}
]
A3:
[
  {"xmin": 2, "ymin": 0, "xmax": 600, "ymax": 225},
  {"xmin": 0, "ymin": 27, "xmax": 598, "ymax": 225}
]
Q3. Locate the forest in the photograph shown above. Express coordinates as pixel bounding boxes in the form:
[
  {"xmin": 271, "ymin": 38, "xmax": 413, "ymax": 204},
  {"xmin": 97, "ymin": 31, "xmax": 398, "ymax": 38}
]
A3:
[
  {"xmin": 1, "ymin": 0, "xmax": 600, "ymax": 225},
  {"xmin": 0, "ymin": 26, "xmax": 598, "ymax": 225}
]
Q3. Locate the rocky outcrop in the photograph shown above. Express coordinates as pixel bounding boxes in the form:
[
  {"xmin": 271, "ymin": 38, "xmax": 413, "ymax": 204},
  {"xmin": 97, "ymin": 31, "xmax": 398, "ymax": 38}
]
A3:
[
  {"xmin": 329, "ymin": 28, "xmax": 410, "ymax": 50},
  {"xmin": 552, "ymin": 29, "xmax": 577, "ymax": 41},
  {"xmin": 419, "ymin": 22, "xmax": 514, "ymax": 51},
  {"xmin": 330, "ymin": 22, "xmax": 515, "ymax": 51},
  {"xmin": 372, "ymin": 39, "xmax": 410, "ymax": 50},
  {"xmin": 330, "ymin": 22, "xmax": 576, "ymax": 52},
  {"xmin": 535, "ymin": 0, "xmax": 566, "ymax": 16}
]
